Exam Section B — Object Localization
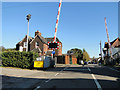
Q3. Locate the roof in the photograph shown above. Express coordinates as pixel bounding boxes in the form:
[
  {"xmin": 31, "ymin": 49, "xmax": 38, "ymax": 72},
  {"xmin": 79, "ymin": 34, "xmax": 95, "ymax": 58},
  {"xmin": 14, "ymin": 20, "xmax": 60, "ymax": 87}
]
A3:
[
  {"xmin": 17, "ymin": 34, "xmax": 61, "ymax": 46},
  {"xmin": 111, "ymin": 37, "xmax": 120, "ymax": 45},
  {"xmin": 104, "ymin": 37, "xmax": 120, "ymax": 48},
  {"xmin": 37, "ymin": 35, "xmax": 47, "ymax": 44},
  {"xmin": 30, "ymin": 35, "xmax": 47, "ymax": 44},
  {"xmin": 45, "ymin": 37, "xmax": 62, "ymax": 44},
  {"xmin": 17, "ymin": 35, "xmax": 34, "ymax": 45}
]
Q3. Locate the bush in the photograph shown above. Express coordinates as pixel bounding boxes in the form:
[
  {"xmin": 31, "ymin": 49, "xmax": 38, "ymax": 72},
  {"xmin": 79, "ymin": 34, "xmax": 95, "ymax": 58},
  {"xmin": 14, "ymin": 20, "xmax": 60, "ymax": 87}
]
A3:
[{"xmin": 2, "ymin": 51, "xmax": 39, "ymax": 69}]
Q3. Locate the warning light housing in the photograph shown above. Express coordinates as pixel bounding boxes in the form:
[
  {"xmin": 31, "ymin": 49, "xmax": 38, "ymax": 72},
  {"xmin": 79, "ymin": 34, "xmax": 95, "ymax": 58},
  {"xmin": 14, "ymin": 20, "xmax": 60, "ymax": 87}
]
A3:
[{"xmin": 48, "ymin": 42, "xmax": 59, "ymax": 49}]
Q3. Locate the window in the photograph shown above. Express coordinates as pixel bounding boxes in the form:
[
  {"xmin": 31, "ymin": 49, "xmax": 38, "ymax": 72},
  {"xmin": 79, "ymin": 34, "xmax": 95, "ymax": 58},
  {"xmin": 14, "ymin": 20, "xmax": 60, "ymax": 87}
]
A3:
[
  {"xmin": 19, "ymin": 46, "xmax": 23, "ymax": 52},
  {"xmin": 24, "ymin": 42, "xmax": 27, "ymax": 48},
  {"xmin": 36, "ymin": 42, "xmax": 39, "ymax": 46}
]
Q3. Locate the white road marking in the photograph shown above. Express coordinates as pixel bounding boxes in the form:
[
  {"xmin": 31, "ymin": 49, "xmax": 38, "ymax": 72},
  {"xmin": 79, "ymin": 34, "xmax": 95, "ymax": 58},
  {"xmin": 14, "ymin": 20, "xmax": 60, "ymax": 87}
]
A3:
[
  {"xmin": 88, "ymin": 67, "xmax": 91, "ymax": 72},
  {"xmin": 88, "ymin": 67, "xmax": 102, "ymax": 90},
  {"xmin": 63, "ymin": 67, "xmax": 68, "ymax": 70},
  {"xmin": 34, "ymin": 86, "xmax": 41, "ymax": 90},
  {"xmin": 91, "ymin": 74, "xmax": 102, "ymax": 90},
  {"xmin": 108, "ymin": 67, "xmax": 120, "ymax": 73},
  {"xmin": 34, "ymin": 66, "xmax": 70, "ymax": 89},
  {"xmin": 55, "ymin": 73, "xmax": 59, "ymax": 76},
  {"xmin": 45, "ymin": 79, "xmax": 52, "ymax": 83}
]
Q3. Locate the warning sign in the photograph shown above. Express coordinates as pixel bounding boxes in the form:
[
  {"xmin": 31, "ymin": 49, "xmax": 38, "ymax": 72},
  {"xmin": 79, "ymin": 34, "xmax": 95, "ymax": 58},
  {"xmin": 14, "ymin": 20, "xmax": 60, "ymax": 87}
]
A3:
[{"xmin": 34, "ymin": 61, "xmax": 43, "ymax": 68}]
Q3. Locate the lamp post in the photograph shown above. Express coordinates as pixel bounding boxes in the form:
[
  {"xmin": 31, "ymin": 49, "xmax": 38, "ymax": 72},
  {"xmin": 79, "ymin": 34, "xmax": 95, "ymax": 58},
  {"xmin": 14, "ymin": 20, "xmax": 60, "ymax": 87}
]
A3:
[
  {"xmin": 100, "ymin": 41, "xmax": 103, "ymax": 62},
  {"xmin": 26, "ymin": 14, "xmax": 31, "ymax": 52}
]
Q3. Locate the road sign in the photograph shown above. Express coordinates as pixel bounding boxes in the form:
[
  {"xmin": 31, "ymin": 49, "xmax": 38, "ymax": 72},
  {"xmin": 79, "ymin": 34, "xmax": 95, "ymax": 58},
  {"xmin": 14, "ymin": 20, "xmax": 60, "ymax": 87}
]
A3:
[
  {"xmin": 52, "ymin": 50, "xmax": 55, "ymax": 54},
  {"xmin": 34, "ymin": 61, "xmax": 43, "ymax": 68}
]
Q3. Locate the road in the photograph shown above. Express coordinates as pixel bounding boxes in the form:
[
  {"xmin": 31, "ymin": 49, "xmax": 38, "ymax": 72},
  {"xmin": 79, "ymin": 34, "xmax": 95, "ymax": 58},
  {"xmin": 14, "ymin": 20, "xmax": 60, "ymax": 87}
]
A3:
[{"xmin": 2, "ymin": 64, "xmax": 120, "ymax": 90}]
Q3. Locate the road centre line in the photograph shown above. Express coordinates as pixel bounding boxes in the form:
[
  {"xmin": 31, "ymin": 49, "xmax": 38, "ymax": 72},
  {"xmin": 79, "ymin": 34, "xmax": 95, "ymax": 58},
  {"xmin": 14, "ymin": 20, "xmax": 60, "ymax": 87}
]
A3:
[
  {"xmin": 88, "ymin": 67, "xmax": 91, "ymax": 72},
  {"xmin": 34, "ymin": 86, "xmax": 41, "ymax": 90},
  {"xmin": 88, "ymin": 67, "xmax": 102, "ymax": 90},
  {"xmin": 63, "ymin": 67, "xmax": 69, "ymax": 70},
  {"xmin": 34, "ymin": 66, "xmax": 68, "ymax": 90},
  {"xmin": 45, "ymin": 79, "xmax": 52, "ymax": 83},
  {"xmin": 45, "ymin": 66, "xmax": 68, "ymax": 82},
  {"xmin": 35, "ymin": 66, "xmax": 69, "ymax": 90}
]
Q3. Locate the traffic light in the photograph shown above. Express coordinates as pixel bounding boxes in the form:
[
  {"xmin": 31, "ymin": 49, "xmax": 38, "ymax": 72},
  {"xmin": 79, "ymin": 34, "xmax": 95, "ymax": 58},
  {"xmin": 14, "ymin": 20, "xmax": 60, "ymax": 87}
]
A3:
[
  {"xmin": 26, "ymin": 14, "xmax": 31, "ymax": 21},
  {"xmin": 48, "ymin": 42, "xmax": 59, "ymax": 49}
]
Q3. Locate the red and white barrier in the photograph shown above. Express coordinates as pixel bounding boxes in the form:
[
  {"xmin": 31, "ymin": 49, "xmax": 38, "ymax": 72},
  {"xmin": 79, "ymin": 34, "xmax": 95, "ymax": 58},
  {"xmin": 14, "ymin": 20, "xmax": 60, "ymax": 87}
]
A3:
[
  {"xmin": 104, "ymin": 17, "xmax": 113, "ymax": 58},
  {"xmin": 53, "ymin": 0, "xmax": 62, "ymax": 42}
]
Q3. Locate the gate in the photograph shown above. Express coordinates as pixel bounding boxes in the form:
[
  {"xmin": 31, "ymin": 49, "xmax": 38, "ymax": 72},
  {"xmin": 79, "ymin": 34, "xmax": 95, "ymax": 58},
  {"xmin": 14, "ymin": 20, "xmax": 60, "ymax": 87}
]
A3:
[{"xmin": 69, "ymin": 55, "xmax": 72, "ymax": 64}]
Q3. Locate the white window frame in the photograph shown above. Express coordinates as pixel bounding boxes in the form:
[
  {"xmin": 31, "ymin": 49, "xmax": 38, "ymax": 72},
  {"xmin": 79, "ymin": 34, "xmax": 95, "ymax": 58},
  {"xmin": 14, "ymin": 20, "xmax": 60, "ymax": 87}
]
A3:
[
  {"xmin": 24, "ymin": 42, "xmax": 27, "ymax": 48},
  {"xmin": 35, "ymin": 42, "xmax": 39, "ymax": 47},
  {"xmin": 19, "ymin": 46, "xmax": 23, "ymax": 52}
]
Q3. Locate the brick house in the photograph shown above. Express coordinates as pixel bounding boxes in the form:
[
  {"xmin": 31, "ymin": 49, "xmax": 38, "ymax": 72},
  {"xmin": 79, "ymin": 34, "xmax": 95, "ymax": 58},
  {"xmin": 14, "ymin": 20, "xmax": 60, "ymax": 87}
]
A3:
[
  {"xmin": 45, "ymin": 37, "xmax": 62, "ymax": 56},
  {"xmin": 103, "ymin": 37, "xmax": 120, "ymax": 65},
  {"xmin": 16, "ymin": 30, "xmax": 62, "ymax": 56}
]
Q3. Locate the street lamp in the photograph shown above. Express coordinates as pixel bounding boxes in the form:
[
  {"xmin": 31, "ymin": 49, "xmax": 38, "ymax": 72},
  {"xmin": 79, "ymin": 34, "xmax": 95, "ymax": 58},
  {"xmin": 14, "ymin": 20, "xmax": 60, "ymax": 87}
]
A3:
[{"xmin": 26, "ymin": 14, "xmax": 31, "ymax": 52}]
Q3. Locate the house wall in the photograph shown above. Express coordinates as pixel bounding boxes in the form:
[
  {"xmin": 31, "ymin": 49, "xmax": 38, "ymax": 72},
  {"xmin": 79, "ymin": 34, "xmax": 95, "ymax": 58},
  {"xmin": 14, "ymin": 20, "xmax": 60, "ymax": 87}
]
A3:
[
  {"xmin": 58, "ymin": 42, "xmax": 62, "ymax": 56},
  {"xmin": 56, "ymin": 55, "xmax": 77, "ymax": 64},
  {"xmin": 17, "ymin": 33, "xmax": 62, "ymax": 56},
  {"xmin": 55, "ymin": 49, "xmax": 58, "ymax": 56},
  {"xmin": 65, "ymin": 55, "xmax": 69, "ymax": 64},
  {"xmin": 112, "ymin": 39, "xmax": 120, "ymax": 47},
  {"xmin": 30, "ymin": 36, "xmax": 44, "ymax": 53},
  {"xmin": 19, "ymin": 36, "xmax": 27, "ymax": 51},
  {"xmin": 72, "ymin": 56, "xmax": 77, "ymax": 64},
  {"xmin": 43, "ymin": 44, "xmax": 48, "ymax": 55}
]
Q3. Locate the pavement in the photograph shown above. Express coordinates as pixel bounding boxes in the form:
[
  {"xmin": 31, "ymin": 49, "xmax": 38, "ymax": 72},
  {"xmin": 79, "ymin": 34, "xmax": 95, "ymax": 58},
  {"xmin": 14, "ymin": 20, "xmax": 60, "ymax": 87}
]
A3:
[{"xmin": 1, "ymin": 64, "xmax": 120, "ymax": 90}]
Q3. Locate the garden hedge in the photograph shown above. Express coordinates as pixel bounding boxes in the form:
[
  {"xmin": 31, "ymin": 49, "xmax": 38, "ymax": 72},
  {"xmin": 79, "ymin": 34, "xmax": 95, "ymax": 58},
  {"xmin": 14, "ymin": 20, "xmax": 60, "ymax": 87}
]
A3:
[{"xmin": 2, "ymin": 51, "xmax": 39, "ymax": 69}]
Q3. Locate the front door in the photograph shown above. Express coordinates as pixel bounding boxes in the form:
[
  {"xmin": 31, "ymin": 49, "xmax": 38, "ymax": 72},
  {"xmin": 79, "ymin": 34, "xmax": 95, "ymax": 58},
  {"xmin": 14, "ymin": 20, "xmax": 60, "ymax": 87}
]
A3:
[{"xmin": 70, "ymin": 55, "xmax": 72, "ymax": 64}]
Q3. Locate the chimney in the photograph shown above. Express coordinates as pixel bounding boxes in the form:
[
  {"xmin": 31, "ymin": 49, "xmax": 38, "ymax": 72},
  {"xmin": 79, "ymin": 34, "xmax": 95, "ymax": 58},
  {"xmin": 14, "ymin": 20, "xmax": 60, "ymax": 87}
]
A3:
[{"xmin": 35, "ymin": 30, "xmax": 41, "ymax": 36}]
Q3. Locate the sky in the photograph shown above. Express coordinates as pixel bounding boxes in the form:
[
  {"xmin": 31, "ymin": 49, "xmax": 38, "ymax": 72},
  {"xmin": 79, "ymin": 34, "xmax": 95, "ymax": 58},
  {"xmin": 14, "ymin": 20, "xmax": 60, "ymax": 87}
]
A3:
[{"xmin": 2, "ymin": 2, "xmax": 118, "ymax": 58}]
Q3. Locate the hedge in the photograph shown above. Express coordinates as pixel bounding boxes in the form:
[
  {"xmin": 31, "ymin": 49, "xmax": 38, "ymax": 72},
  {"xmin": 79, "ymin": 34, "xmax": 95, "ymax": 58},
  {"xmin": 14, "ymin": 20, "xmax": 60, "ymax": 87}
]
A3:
[{"xmin": 2, "ymin": 51, "xmax": 39, "ymax": 69}]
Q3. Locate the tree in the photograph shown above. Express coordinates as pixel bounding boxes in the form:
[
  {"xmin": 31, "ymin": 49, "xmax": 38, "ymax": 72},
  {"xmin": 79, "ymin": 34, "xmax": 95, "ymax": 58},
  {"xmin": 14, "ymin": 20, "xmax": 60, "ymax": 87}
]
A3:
[
  {"xmin": 67, "ymin": 48, "xmax": 83, "ymax": 64},
  {"xmin": 70, "ymin": 48, "xmax": 83, "ymax": 59},
  {"xmin": 0, "ymin": 46, "xmax": 5, "ymax": 51},
  {"xmin": 93, "ymin": 56, "xmax": 95, "ymax": 60},
  {"xmin": 5, "ymin": 48, "xmax": 16, "ymax": 51},
  {"xmin": 83, "ymin": 49, "xmax": 90, "ymax": 62}
]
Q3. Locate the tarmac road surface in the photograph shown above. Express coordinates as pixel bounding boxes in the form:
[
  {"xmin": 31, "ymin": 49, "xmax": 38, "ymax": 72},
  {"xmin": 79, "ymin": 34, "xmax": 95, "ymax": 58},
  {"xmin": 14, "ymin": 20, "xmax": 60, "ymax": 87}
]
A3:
[{"xmin": 1, "ymin": 64, "xmax": 120, "ymax": 90}]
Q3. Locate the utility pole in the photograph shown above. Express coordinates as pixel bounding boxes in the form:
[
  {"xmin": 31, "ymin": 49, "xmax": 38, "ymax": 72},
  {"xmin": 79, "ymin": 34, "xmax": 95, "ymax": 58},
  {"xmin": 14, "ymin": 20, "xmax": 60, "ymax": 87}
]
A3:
[
  {"xmin": 26, "ymin": 14, "xmax": 31, "ymax": 52},
  {"xmin": 100, "ymin": 40, "xmax": 102, "ymax": 61}
]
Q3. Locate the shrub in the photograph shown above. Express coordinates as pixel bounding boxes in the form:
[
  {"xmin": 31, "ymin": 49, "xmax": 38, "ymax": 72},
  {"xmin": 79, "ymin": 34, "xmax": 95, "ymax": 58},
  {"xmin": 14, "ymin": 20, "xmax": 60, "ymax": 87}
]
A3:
[{"xmin": 2, "ymin": 51, "xmax": 39, "ymax": 69}]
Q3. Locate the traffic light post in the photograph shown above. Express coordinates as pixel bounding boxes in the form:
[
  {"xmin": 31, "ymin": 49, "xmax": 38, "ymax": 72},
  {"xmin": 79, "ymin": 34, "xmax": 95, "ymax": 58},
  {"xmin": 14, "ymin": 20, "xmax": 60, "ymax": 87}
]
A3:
[
  {"xmin": 26, "ymin": 14, "xmax": 31, "ymax": 52},
  {"xmin": 48, "ymin": 42, "xmax": 59, "ymax": 67}
]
